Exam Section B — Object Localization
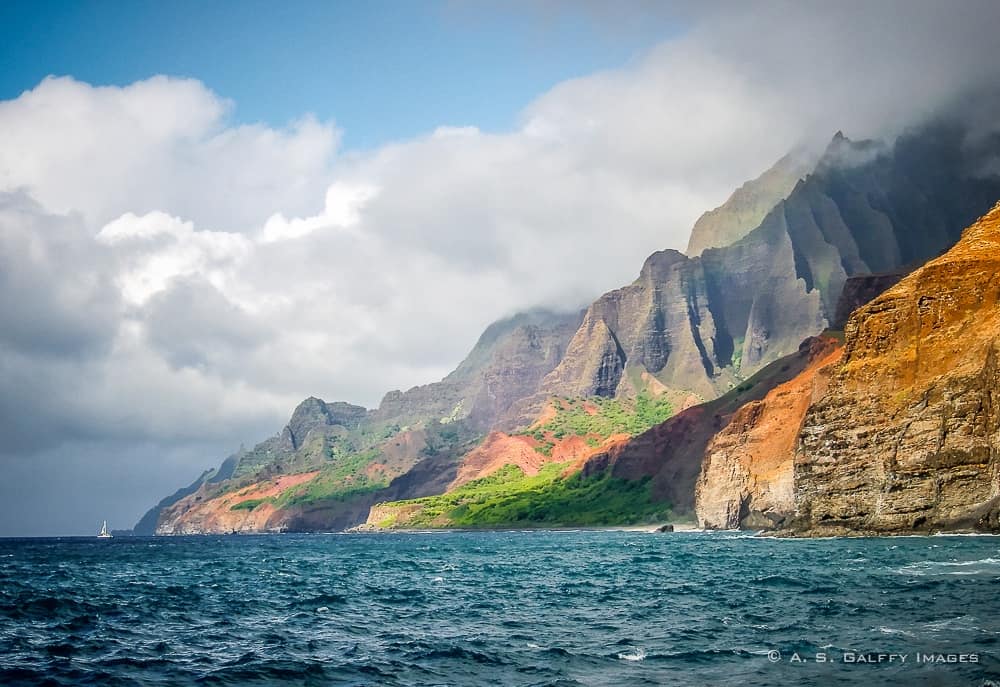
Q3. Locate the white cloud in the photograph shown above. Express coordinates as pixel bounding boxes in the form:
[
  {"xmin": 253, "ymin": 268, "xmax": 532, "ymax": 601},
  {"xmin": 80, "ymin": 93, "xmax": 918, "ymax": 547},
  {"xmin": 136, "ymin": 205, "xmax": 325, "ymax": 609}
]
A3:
[
  {"xmin": 97, "ymin": 211, "xmax": 251, "ymax": 305},
  {"xmin": 0, "ymin": 75, "xmax": 339, "ymax": 231},
  {"xmin": 260, "ymin": 181, "xmax": 379, "ymax": 244}
]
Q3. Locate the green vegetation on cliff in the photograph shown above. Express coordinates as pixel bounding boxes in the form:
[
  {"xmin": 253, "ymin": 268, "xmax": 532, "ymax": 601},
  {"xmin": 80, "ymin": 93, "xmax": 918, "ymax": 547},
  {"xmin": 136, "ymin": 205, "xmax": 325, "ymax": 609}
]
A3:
[
  {"xmin": 374, "ymin": 463, "xmax": 672, "ymax": 528},
  {"xmin": 521, "ymin": 392, "xmax": 674, "ymax": 445},
  {"xmin": 276, "ymin": 451, "xmax": 389, "ymax": 507},
  {"xmin": 230, "ymin": 498, "xmax": 268, "ymax": 511}
]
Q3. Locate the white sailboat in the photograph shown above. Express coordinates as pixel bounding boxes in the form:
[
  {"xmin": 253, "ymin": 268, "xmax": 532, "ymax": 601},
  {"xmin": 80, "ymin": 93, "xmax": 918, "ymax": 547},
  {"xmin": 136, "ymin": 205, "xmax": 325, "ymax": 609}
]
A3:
[{"xmin": 97, "ymin": 520, "xmax": 113, "ymax": 539}]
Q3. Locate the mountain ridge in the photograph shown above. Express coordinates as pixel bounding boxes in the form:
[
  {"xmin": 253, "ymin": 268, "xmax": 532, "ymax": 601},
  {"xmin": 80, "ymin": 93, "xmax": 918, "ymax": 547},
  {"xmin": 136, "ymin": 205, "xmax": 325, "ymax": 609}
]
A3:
[{"xmin": 139, "ymin": 119, "xmax": 1000, "ymax": 535}]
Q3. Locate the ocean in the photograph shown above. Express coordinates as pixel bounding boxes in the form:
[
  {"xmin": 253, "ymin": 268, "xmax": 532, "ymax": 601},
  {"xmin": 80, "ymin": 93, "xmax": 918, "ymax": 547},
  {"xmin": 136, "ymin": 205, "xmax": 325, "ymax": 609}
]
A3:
[{"xmin": 1, "ymin": 530, "xmax": 998, "ymax": 686}]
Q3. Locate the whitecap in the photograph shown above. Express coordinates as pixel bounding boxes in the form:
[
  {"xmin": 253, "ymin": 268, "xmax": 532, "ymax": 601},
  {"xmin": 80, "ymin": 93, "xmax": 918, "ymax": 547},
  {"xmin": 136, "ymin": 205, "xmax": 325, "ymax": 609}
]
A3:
[
  {"xmin": 617, "ymin": 647, "xmax": 647, "ymax": 662},
  {"xmin": 316, "ymin": 606, "xmax": 329, "ymax": 613},
  {"xmin": 431, "ymin": 576, "xmax": 445, "ymax": 583},
  {"xmin": 895, "ymin": 557, "xmax": 1000, "ymax": 575},
  {"xmin": 923, "ymin": 615, "xmax": 985, "ymax": 633}
]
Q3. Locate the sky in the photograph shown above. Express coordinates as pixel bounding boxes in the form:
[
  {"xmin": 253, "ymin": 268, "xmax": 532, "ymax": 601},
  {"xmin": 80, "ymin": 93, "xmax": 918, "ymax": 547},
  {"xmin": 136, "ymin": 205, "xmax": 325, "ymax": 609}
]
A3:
[
  {"xmin": 0, "ymin": 1, "xmax": 681, "ymax": 149},
  {"xmin": 2, "ymin": 1, "xmax": 1000, "ymax": 536}
]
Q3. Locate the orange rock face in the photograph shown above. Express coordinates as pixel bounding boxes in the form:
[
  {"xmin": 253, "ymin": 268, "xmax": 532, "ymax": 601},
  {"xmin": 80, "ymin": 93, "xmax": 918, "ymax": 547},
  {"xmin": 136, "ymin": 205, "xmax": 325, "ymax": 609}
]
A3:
[
  {"xmin": 449, "ymin": 428, "xmax": 623, "ymax": 490},
  {"xmin": 449, "ymin": 433, "xmax": 548, "ymax": 489},
  {"xmin": 156, "ymin": 471, "xmax": 320, "ymax": 534},
  {"xmin": 695, "ymin": 339, "xmax": 843, "ymax": 529},
  {"xmin": 792, "ymin": 201, "xmax": 1000, "ymax": 534}
]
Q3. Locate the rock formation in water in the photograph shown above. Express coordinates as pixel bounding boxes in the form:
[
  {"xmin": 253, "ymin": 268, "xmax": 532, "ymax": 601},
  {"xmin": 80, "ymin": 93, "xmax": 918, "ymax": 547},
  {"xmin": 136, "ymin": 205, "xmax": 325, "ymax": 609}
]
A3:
[{"xmin": 790, "ymin": 202, "xmax": 1000, "ymax": 535}]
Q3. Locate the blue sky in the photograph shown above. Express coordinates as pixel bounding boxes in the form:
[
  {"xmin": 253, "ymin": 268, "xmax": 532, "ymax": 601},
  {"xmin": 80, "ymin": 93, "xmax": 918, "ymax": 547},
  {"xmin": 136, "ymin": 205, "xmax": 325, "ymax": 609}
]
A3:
[{"xmin": 0, "ymin": 0, "xmax": 682, "ymax": 150}]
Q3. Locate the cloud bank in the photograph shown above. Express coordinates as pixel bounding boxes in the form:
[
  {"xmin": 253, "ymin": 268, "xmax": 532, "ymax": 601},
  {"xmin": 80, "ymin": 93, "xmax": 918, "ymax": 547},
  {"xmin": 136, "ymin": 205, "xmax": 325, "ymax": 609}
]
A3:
[{"xmin": 2, "ymin": 1, "xmax": 1000, "ymax": 534}]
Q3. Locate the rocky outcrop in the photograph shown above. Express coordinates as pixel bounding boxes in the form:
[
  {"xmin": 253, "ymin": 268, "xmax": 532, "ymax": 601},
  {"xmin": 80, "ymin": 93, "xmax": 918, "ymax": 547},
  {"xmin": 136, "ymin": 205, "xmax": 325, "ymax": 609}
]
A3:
[
  {"xmin": 231, "ymin": 398, "xmax": 368, "ymax": 478},
  {"xmin": 789, "ymin": 202, "xmax": 1000, "ymax": 535},
  {"xmin": 155, "ymin": 472, "xmax": 321, "ymax": 535},
  {"xmin": 686, "ymin": 150, "xmax": 813, "ymax": 256},
  {"xmin": 535, "ymin": 123, "xmax": 1000, "ymax": 408},
  {"xmin": 371, "ymin": 308, "xmax": 581, "ymax": 430},
  {"xmin": 695, "ymin": 337, "xmax": 843, "ymax": 529},
  {"xmin": 831, "ymin": 272, "xmax": 906, "ymax": 329}
]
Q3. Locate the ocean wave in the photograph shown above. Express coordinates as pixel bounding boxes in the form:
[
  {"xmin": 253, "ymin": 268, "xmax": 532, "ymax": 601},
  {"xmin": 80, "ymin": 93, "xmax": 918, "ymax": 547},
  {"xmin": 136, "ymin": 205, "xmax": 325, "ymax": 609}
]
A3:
[
  {"xmin": 617, "ymin": 647, "xmax": 647, "ymax": 662},
  {"xmin": 894, "ymin": 557, "xmax": 1000, "ymax": 575},
  {"xmin": 3, "ymin": 532, "xmax": 1000, "ymax": 686}
]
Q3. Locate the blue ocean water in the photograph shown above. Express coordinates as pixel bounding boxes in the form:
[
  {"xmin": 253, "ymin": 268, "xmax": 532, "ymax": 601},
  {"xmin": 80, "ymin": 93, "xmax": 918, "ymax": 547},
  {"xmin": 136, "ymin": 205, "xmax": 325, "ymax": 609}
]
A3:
[{"xmin": 1, "ymin": 530, "xmax": 998, "ymax": 686}]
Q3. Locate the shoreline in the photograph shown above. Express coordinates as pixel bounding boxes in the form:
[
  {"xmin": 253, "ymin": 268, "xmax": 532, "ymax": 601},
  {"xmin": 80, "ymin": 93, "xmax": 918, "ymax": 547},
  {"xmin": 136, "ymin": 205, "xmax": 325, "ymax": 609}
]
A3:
[
  {"xmin": 348, "ymin": 522, "xmax": 703, "ymax": 534},
  {"xmin": 14, "ymin": 524, "xmax": 1000, "ymax": 539}
]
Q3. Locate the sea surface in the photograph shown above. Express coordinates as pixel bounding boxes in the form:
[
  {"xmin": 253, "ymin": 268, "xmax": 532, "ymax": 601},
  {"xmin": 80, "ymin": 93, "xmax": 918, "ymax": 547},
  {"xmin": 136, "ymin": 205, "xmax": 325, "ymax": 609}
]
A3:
[{"xmin": 1, "ymin": 531, "xmax": 999, "ymax": 686}]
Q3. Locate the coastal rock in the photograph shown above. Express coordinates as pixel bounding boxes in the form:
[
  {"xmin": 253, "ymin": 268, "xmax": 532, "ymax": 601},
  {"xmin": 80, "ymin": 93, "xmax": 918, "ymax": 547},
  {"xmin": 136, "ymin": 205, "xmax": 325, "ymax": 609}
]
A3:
[
  {"xmin": 155, "ymin": 471, "xmax": 322, "ymax": 535},
  {"xmin": 695, "ymin": 337, "xmax": 843, "ymax": 529},
  {"xmin": 791, "ymin": 202, "xmax": 1000, "ymax": 535},
  {"xmin": 132, "ymin": 455, "xmax": 238, "ymax": 535}
]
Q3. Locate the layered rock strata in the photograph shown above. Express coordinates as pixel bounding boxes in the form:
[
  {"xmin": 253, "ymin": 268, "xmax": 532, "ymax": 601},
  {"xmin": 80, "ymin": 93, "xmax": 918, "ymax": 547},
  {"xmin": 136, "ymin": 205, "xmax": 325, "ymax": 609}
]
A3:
[{"xmin": 790, "ymin": 202, "xmax": 1000, "ymax": 535}]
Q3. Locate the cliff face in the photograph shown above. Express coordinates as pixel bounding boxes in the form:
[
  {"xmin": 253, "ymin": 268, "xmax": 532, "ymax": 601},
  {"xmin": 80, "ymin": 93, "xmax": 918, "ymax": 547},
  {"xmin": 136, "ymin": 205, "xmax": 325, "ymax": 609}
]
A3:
[
  {"xmin": 535, "ymin": 250, "xmax": 736, "ymax": 402},
  {"xmin": 535, "ymin": 124, "xmax": 1000, "ymax": 407},
  {"xmin": 790, "ymin": 202, "xmax": 1000, "ymax": 535},
  {"xmin": 695, "ymin": 337, "xmax": 843, "ymax": 529},
  {"xmin": 686, "ymin": 150, "xmax": 813, "ymax": 256},
  {"xmin": 371, "ymin": 308, "xmax": 581, "ymax": 430},
  {"xmin": 579, "ymin": 336, "xmax": 840, "ymax": 514},
  {"xmin": 831, "ymin": 272, "xmax": 906, "ymax": 329}
]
